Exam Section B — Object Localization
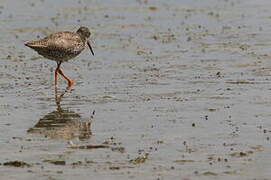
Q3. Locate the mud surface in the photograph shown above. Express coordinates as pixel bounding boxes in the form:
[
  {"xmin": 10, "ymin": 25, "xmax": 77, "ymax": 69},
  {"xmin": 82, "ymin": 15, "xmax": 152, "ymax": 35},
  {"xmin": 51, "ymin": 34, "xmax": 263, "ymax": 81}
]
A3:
[{"xmin": 1, "ymin": 0, "xmax": 271, "ymax": 179}]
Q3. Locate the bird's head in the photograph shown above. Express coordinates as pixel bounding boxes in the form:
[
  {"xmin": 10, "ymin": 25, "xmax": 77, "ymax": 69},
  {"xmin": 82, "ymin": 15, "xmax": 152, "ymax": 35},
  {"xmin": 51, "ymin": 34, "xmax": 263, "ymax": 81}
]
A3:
[
  {"xmin": 77, "ymin": 26, "xmax": 91, "ymax": 38},
  {"xmin": 77, "ymin": 26, "xmax": 94, "ymax": 56}
]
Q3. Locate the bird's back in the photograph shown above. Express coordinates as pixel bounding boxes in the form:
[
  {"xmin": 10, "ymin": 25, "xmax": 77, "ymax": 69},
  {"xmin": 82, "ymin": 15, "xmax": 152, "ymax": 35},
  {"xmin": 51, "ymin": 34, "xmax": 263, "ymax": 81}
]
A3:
[{"xmin": 25, "ymin": 32, "xmax": 85, "ymax": 62}]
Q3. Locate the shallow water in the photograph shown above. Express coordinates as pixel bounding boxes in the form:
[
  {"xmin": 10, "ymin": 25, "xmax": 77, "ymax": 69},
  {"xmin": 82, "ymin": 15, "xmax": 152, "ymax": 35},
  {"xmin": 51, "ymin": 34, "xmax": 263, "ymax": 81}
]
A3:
[{"xmin": 1, "ymin": 0, "xmax": 271, "ymax": 179}]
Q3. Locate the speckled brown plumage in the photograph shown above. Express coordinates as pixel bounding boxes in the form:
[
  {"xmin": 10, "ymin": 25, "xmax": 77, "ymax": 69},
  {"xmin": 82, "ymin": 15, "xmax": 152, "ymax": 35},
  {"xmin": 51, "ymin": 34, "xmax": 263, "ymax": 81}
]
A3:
[{"xmin": 25, "ymin": 26, "xmax": 94, "ymax": 87}]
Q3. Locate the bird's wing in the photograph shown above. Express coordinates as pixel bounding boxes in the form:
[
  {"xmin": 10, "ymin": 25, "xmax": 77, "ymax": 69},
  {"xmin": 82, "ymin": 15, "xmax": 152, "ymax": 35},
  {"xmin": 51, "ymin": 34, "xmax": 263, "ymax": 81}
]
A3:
[{"xmin": 44, "ymin": 32, "xmax": 83, "ymax": 51}]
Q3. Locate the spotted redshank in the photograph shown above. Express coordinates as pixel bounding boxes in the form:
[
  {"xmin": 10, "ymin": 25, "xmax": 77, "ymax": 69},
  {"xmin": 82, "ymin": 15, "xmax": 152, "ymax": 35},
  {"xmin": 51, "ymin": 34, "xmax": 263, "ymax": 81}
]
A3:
[{"xmin": 25, "ymin": 26, "xmax": 94, "ymax": 87}]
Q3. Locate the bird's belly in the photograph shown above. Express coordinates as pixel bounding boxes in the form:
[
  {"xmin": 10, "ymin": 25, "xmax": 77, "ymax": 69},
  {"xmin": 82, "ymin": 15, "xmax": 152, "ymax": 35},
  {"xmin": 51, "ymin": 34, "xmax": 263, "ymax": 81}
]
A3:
[{"xmin": 37, "ymin": 49, "xmax": 82, "ymax": 62}]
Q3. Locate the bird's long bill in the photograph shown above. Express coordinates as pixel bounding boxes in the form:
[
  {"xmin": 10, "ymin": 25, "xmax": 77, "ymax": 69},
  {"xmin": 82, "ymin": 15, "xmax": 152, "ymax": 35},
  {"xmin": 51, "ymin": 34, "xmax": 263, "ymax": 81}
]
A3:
[{"xmin": 87, "ymin": 40, "xmax": 94, "ymax": 56}]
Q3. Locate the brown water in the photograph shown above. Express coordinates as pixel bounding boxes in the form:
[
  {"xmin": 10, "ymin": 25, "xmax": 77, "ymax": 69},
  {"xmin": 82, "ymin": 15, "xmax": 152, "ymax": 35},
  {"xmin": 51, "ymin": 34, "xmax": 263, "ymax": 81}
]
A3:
[{"xmin": 1, "ymin": 0, "xmax": 271, "ymax": 179}]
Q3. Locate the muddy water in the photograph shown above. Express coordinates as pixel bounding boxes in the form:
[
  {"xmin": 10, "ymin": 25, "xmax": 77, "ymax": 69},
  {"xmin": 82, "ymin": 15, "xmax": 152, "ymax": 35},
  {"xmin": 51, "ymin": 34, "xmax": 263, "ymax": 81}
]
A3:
[{"xmin": 1, "ymin": 0, "xmax": 271, "ymax": 179}]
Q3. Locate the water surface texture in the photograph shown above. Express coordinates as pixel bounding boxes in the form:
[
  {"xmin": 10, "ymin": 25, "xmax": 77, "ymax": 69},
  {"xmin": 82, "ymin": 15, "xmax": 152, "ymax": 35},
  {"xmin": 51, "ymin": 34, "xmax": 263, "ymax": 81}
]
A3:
[{"xmin": 1, "ymin": 0, "xmax": 271, "ymax": 179}]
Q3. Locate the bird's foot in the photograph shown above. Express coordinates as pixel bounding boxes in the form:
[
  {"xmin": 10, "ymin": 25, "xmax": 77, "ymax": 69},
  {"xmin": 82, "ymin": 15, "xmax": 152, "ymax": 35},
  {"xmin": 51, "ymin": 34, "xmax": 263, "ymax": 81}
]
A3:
[{"xmin": 67, "ymin": 79, "xmax": 75, "ymax": 88}]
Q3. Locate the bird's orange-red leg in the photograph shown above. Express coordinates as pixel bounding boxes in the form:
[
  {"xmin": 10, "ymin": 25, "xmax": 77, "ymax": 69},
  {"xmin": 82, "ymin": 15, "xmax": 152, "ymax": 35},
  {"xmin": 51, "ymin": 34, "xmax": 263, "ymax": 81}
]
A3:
[
  {"xmin": 54, "ymin": 62, "xmax": 74, "ymax": 87},
  {"xmin": 54, "ymin": 62, "xmax": 61, "ymax": 87},
  {"xmin": 58, "ymin": 68, "xmax": 75, "ymax": 87}
]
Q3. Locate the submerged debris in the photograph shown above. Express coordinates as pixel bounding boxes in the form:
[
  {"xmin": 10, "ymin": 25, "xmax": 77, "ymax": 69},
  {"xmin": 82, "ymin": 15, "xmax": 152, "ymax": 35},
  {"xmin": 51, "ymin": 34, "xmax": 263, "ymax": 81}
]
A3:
[
  {"xmin": 174, "ymin": 160, "xmax": 195, "ymax": 163},
  {"xmin": 68, "ymin": 141, "xmax": 109, "ymax": 149},
  {"xmin": 129, "ymin": 153, "xmax": 149, "ymax": 164},
  {"xmin": 229, "ymin": 151, "xmax": 253, "ymax": 158},
  {"xmin": 201, "ymin": 171, "xmax": 218, "ymax": 176},
  {"xmin": 3, "ymin": 161, "xmax": 32, "ymax": 167},
  {"xmin": 43, "ymin": 160, "xmax": 66, "ymax": 165},
  {"xmin": 111, "ymin": 146, "xmax": 125, "ymax": 153},
  {"xmin": 71, "ymin": 160, "xmax": 96, "ymax": 166}
]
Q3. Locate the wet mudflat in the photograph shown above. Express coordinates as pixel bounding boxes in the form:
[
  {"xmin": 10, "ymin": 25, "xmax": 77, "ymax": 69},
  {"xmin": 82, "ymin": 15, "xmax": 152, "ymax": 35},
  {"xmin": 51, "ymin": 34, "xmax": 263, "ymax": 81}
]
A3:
[{"xmin": 1, "ymin": 0, "xmax": 271, "ymax": 179}]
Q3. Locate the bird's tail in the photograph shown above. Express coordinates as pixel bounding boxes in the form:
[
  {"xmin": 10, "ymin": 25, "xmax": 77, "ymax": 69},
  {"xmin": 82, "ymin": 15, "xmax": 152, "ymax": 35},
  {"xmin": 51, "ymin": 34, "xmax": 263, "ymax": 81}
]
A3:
[{"xmin": 25, "ymin": 40, "xmax": 46, "ymax": 48}]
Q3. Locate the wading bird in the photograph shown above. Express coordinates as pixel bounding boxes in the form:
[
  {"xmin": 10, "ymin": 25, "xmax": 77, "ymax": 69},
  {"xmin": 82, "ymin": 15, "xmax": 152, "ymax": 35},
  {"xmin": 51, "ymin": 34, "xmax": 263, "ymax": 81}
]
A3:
[{"xmin": 25, "ymin": 26, "xmax": 94, "ymax": 88}]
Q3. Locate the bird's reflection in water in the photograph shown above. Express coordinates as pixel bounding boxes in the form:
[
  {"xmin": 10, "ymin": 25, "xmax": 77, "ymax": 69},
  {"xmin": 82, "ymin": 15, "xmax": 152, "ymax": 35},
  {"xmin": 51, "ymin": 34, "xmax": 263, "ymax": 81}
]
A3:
[{"xmin": 28, "ymin": 87, "xmax": 92, "ymax": 140}]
